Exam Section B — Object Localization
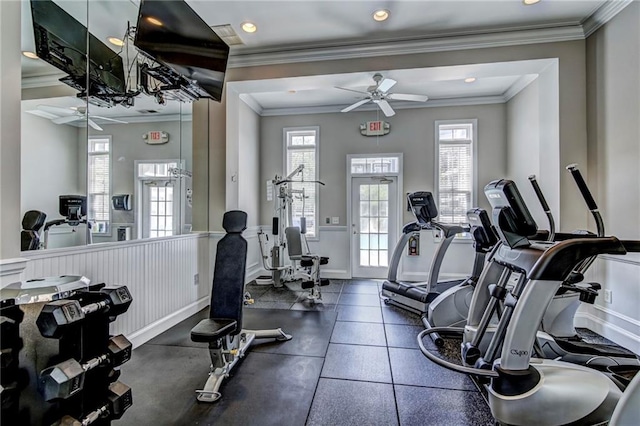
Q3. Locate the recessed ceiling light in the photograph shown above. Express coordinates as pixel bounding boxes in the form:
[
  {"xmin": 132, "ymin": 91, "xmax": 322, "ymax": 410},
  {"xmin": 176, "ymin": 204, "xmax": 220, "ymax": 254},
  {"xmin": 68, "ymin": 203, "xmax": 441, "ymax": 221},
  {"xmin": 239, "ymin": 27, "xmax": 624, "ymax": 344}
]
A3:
[
  {"xmin": 107, "ymin": 37, "xmax": 125, "ymax": 47},
  {"xmin": 22, "ymin": 51, "xmax": 38, "ymax": 59},
  {"xmin": 523, "ymin": 0, "xmax": 541, "ymax": 5},
  {"xmin": 146, "ymin": 16, "xmax": 163, "ymax": 26},
  {"xmin": 241, "ymin": 22, "xmax": 257, "ymax": 33},
  {"xmin": 373, "ymin": 9, "xmax": 390, "ymax": 22},
  {"xmin": 464, "ymin": 77, "xmax": 477, "ymax": 83}
]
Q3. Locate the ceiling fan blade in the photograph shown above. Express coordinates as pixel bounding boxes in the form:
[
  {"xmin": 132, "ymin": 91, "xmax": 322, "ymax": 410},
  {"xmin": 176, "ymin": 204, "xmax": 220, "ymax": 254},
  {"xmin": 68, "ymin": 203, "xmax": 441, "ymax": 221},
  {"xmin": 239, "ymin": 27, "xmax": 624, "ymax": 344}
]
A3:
[
  {"xmin": 376, "ymin": 100, "xmax": 396, "ymax": 117},
  {"xmin": 341, "ymin": 98, "xmax": 371, "ymax": 113},
  {"xmin": 87, "ymin": 118, "xmax": 103, "ymax": 131},
  {"xmin": 377, "ymin": 78, "xmax": 397, "ymax": 93},
  {"xmin": 91, "ymin": 116, "xmax": 128, "ymax": 124},
  {"xmin": 52, "ymin": 115, "xmax": 81, "ymax": 124},
  {"xmin": 387, "ymin": 93, "xmax": 429, "ymax": 102},
  {"xmin": 335, "ymin": 86, "xmax": 371, "ymax": 95},
  {"xmin": 38, "ymin": 105, "xmax": 77, "ymax": 116}
]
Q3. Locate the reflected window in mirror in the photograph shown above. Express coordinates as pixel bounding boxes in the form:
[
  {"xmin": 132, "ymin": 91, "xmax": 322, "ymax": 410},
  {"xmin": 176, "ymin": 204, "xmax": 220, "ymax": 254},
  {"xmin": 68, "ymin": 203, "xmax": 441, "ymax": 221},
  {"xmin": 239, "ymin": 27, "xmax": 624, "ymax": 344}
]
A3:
[{"xmin": 88, "ymin": 136, "xmax": 111, "ymax": 235}]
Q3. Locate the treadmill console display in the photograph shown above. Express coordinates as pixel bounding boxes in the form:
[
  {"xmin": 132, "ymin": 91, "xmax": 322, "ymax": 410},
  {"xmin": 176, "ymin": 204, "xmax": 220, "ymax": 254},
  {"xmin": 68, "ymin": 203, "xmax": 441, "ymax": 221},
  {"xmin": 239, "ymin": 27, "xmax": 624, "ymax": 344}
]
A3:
[
  {"xmin": 484, "ymin": 180, "xmax": 537, "ymax": 248},
  {"xmin": 407, "ymin": 192, "xmax": 438, "ymax": 225}
]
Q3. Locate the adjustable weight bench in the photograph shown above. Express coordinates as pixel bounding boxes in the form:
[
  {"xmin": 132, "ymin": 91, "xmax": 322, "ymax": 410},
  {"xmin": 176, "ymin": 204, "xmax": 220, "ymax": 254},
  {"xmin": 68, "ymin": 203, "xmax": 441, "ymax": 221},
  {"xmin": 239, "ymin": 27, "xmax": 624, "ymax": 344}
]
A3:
[{"xmin": 190, "ymin": 210, "xmax": 292, "ymax": 402}]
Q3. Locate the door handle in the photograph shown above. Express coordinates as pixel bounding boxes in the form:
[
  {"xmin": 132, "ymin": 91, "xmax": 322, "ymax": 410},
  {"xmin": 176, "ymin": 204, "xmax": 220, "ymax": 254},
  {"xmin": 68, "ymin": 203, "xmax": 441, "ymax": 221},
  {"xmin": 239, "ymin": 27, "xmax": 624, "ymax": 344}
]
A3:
[{"xmin": 352, "ymin": 224, "xmax": 357, "ymax": 234}]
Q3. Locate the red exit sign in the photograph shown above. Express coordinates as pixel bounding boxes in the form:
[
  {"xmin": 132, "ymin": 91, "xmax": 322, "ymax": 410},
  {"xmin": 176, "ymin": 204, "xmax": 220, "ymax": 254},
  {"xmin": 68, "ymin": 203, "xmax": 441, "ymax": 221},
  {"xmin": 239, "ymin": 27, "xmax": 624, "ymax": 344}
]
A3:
[
  {"xmin": 143, "ymin": 131, "xmax": 169, "ymax": 144},
  {"xmin": 360, "ymin": 121, "xmax": 390, "ymax": 137}
]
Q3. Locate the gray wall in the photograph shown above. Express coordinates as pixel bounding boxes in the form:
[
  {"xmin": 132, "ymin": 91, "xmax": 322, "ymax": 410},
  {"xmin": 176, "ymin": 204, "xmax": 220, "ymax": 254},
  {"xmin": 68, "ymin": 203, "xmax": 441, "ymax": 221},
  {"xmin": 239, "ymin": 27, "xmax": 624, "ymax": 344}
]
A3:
[
  {"xmin": 506, "ymin": 64, "xmax": 561, "ymax": 231},
  {"xmin": 260, "ymin": 104, "xmax": 507, "ymax": 226},
  {"xmin": 237, "ymin": 99, "xmax": 260, "ymax": 227},
  {"xmin": 86, "ymin": 120, "xmax": 193, "ymax": 243},
  {"xmin": 587, "ymin": 1, "xmax": 640, "ymax": 239},
  {"xmin": 20, "ymin": 108, "xmax": 80, "ymax": 220}
]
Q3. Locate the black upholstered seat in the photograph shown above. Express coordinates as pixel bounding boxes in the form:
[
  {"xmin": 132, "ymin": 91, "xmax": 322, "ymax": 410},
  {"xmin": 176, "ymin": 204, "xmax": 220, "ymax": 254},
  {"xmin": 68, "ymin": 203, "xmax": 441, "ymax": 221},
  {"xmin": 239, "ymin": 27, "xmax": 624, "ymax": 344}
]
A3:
[
  {"xmin": 190, "ymin": 318, "xmax": 238, "ymax": 342},
  {"xmin": 191, "ymin": 211, "xmax": 248, "ymax": 344},
  {"xmin": 21, "ymin": 210, "xmax": 46, "ymax": 251}
]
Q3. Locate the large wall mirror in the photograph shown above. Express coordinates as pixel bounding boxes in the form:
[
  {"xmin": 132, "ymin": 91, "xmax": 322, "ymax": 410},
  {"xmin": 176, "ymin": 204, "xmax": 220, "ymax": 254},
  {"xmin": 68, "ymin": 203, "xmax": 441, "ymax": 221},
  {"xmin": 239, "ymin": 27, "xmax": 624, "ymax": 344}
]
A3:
[{"xmin": 20, "ymin": 0, "xmax": 200, "ymax": 251}]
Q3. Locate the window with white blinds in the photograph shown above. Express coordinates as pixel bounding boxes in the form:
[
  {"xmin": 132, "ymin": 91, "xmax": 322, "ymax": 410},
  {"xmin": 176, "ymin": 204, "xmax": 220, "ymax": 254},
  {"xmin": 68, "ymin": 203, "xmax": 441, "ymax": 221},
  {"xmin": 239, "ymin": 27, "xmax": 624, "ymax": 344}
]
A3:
[
  {"xmin": 88, "ymin": 137, "xmax": 111, "ymax": 234},
  {"xmin": 436, "ymin": 121, "xmax": 476, "ymax": 225},
  {"xmin": 285, "ymin": 127, "xmax": 319, "ymax": 238}
]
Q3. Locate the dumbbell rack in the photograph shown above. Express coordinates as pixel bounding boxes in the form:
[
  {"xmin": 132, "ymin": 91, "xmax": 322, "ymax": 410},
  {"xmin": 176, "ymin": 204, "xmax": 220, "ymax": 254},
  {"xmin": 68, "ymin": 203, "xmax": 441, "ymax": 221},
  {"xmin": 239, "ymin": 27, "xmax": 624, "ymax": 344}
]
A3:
[{"xmin": 0, "ymin": 276, "xmax": 133, "ymax": 426}]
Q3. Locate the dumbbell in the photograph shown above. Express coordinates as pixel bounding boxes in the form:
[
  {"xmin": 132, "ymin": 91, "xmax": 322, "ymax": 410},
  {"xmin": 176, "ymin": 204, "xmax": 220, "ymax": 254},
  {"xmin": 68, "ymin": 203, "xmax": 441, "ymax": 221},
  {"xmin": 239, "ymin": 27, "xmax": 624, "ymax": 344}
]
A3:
[
  {"xmin": 36, "ymin": 286, "xmax": 132, "ymax": 338},
  {"xmin": 52, "ymin": 381, "xmax": 132, "ymax": 426},
  {"xmin": 39, "ymin": 335, "xmax": 132, "ymax": 401}
]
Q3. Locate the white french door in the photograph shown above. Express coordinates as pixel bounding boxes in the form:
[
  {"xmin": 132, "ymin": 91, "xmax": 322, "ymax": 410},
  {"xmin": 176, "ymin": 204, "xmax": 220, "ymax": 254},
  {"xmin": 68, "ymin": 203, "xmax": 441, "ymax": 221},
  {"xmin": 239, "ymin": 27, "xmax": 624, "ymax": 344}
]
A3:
[{"xmin": 351, "ymin": 176, "xmax": 398, "ymax": 278}]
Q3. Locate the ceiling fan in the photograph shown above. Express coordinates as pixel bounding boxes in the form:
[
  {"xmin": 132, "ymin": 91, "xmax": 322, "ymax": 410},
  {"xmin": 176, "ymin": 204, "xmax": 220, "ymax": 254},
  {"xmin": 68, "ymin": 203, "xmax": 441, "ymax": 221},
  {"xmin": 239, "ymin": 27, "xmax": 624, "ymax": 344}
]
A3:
[
  {"xmin": 337, "ymin": 73, "xmax": 429, "ymax": 117},
  {"xmin": 29, "ymin": 105, "xmax": 128, "ymax": 131}
]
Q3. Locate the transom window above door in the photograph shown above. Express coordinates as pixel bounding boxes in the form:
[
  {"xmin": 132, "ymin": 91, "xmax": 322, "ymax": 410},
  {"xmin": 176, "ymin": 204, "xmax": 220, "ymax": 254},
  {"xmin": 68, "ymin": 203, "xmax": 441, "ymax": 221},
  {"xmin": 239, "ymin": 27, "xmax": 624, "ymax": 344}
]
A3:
[{"xmin": 350, "ymin": 157, "xmax": 399, "ymax": 174}]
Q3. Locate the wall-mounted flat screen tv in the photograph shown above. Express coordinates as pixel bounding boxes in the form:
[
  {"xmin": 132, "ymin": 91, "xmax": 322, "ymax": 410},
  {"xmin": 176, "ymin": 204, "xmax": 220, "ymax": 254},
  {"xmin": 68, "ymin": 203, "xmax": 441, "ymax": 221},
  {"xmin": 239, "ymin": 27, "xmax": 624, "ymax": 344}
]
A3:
[
  {"xmin": 134, "ymin": 0, "xmax": 230, "ymax": 102},
  {"xmin": 30, "ymin": 0, "xmax": 126, "ymax": 99}
]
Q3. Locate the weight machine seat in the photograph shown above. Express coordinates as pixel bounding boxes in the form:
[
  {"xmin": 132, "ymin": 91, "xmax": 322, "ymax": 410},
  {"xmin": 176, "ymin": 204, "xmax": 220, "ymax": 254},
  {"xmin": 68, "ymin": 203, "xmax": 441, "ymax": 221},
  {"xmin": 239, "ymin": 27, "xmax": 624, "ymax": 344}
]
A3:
[
  {"xmin": 191, "ymin": 211, "xmax": 248, "ymax": 342},
  {"xmin": 190, "ymin": 318, "xmax": 238, "ymax": 342},
  {"xmin": 285, "ymin": 227, "xmax": 329, "ymax": 263},
  {"xmin": 21, "ymin": 210, "xmax": 46, "ymax": 251}
]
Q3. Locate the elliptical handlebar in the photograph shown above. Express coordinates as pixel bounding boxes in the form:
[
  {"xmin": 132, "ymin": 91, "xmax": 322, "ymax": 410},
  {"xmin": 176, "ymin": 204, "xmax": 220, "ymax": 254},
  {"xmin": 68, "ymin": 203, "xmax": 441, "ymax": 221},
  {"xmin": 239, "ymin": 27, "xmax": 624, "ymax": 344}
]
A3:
[
  {"xmin": 566, "ymin": 164, "xmax": 605, "ymax": 238},
  {"xmin": 528, "ymin": 175, "xmax": 555, "ymax": 242}
]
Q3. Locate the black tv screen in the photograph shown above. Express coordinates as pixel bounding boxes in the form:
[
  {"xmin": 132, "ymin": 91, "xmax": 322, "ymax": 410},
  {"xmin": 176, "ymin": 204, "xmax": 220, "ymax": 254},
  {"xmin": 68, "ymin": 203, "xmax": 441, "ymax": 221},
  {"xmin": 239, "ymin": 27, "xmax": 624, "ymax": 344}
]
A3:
[
  {"xmin": 30, "ymin": 0, "xmax": 126, "ymax": 97},
  {"xmin": 134, "ymin": 0, "xmax": 230, "ymax": 102}
]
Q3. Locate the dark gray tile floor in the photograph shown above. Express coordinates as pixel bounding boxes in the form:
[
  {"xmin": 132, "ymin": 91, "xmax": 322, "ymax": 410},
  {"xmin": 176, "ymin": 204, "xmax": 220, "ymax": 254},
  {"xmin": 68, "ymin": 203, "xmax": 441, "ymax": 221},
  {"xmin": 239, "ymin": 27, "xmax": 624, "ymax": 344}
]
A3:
[{"xmin": 116, "ymin": 279, "xmax": 495, "ymax": 426}]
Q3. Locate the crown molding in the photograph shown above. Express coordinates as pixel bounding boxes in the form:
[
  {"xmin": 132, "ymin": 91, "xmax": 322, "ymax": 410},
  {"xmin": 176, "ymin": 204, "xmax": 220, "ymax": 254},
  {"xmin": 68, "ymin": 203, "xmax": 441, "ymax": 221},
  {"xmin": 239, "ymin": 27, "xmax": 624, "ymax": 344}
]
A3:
[
  {"xmin": 502, "ymin": 74, "xmax": 540, "ymax": 102},
  {"xmin": 582, "ymin": 0, "xmax": 633, "ymax": 38},
  {"xmin": 239, "ymin": 93, "xmax": 264, "ymax": 115},
  {"xmin": 259, "ymin": 95, "xmax": 506, "ymax": 117},
  {"xmin": 228, "ymin": 26, "xmax": 585, "ymax": 68}
]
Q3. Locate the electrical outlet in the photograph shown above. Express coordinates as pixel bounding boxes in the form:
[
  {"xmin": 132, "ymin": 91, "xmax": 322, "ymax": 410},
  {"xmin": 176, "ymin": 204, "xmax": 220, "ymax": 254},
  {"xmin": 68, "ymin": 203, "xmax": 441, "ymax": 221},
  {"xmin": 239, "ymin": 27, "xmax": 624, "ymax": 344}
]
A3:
[
  {"xmin": 604, "ymin": 289, "xmax": 612, "ymax": 304},
  {"xmin": 194, "ymin": 273, "xmax": 199, "ymax": 286},
  {"xmin": 432, "ymin": 230, "xmax": 442, "ymax": 243},
  {"xmin": 325, "ymin": 217, "xmax": 331, "ymax": 224},
  {"xmin": 331, "ymin": 216, "xmax": 339, "ymax": 224}
]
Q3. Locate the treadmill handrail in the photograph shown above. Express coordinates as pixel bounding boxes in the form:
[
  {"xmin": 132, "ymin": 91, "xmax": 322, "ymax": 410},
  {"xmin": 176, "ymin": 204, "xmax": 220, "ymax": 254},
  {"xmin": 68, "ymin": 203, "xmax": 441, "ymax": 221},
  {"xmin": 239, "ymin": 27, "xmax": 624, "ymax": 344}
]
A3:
[{"xmin": 430, "ymin": 221, "xmax": 469, "ymax": 238}]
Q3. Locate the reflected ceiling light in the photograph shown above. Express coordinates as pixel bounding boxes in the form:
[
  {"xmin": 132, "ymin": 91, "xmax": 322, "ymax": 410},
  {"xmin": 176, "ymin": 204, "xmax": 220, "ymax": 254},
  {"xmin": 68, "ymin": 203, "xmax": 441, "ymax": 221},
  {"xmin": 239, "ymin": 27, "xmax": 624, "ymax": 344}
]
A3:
[
  {"xmin": 288, "ymin": 90, "xmax": 296, "ymax": 94},
  {"xmin": 373, "ymin": 9, "xmax": 390, "ymax": 22},
  {"xmin": 464, "ymin": 77, "xmax": 477, "ymax": 83},
  {"xmin": 107, "ymin": 37, "xmax": 125, "ymax": 47},
  {"xmin": 22, "ymin": 51, "xmax": 38, "ymax": 59},
  {"xmin": 523, "ymin": 0, "xmax": 541, "ymax": 5},
  {"xmin": 241, "ymin": 22, "xmax": 257, "ymax": 33},
  {"xmin": 146, "ymin": 16, "xmax": 163, "ymax": 26}
]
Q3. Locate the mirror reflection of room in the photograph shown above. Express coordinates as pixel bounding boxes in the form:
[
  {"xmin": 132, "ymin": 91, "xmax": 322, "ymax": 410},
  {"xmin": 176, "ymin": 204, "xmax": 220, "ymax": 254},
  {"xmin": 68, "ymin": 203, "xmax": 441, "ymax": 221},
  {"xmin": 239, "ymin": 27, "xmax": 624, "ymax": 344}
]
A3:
[{"xmin": 20, "ymin": 0, "xmax": 208, "ymax": 250}]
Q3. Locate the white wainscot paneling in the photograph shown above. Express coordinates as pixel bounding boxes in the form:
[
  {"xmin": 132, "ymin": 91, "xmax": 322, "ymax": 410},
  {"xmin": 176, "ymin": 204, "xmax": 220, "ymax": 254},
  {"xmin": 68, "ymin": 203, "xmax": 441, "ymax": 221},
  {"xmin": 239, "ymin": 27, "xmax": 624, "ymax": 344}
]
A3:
[
  {"xmin": 21, "ymin": 234, "xmax": 211, "ymax": 348},
  {"xmin": 576, "ymin": 254, "xmax": 640, "ymax": 353},
  {"xmin": 308, "ymin": 226, "xmax": 350, "ymax": 279},
  {"xmin": 397, "ymin": 230, "xmax": 474, "ymax": 283}
]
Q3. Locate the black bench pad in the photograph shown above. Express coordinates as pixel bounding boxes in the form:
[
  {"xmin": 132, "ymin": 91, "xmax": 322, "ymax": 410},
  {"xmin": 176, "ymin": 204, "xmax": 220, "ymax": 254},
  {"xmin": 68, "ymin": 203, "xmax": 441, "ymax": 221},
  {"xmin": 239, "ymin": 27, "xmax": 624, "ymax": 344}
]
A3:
[{"xmin": 190, "ymin": 318, "xmax": 238, "ymax": 342}]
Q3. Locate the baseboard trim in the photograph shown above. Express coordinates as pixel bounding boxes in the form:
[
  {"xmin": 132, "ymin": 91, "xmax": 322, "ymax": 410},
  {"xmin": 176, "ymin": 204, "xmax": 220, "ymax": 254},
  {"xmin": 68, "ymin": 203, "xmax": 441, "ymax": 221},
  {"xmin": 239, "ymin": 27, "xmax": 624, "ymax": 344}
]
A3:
[
  {"xmin": 321, "ymin": 269, "xmax": 350, "ymax": 279},
  {"xmin": 574, "ymin": 312, "xmax": 640, "ymax": 354},
  {"xmin": 127, "ymin": 297, "xmax": 209, "ymax": 348}
]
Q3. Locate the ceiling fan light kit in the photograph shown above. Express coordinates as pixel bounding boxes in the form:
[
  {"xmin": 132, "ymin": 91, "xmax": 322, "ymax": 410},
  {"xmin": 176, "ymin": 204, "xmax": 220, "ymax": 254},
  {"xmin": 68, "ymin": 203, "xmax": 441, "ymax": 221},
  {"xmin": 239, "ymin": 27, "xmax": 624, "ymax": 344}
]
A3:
[{"xmin": 337, "ymin": 73, "xmax": 429, "ymax": 117}]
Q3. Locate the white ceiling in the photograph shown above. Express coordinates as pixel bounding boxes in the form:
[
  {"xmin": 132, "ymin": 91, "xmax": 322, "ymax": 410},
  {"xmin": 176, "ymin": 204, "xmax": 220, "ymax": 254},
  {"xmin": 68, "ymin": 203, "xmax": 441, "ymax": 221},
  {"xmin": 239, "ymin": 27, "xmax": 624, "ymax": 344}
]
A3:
[{"xmin": 19, "ymin": 0, "xmax": 618, "ymax": 118}]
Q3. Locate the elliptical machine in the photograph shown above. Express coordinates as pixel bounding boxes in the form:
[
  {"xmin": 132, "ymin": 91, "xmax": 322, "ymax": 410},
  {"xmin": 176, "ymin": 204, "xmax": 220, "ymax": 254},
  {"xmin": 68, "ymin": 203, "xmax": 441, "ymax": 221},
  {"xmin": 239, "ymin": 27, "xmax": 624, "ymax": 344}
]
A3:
[{"xmin": 419, "ymin": 174, "xmax": 640, "ymax": 425}]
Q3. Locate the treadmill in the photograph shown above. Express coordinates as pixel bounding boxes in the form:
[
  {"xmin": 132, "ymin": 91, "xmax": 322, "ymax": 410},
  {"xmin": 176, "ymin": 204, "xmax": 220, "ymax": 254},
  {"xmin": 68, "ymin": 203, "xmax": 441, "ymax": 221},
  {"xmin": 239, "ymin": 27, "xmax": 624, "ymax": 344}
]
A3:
[{"xmin": 381, "ymin": 191, "xmax": 469, "ymax": 314}]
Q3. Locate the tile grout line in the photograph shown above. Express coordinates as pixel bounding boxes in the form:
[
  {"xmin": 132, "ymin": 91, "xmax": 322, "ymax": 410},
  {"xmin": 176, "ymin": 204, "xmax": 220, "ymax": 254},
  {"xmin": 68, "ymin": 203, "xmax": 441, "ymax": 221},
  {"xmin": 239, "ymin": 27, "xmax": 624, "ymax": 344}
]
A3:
[
  {"xmin": 303, "ymin": 280, "xmax": 344, "ymax": 426},
  {"xmin": 379, "ymin": 282, "xmax": 402, "ymax": 426}
]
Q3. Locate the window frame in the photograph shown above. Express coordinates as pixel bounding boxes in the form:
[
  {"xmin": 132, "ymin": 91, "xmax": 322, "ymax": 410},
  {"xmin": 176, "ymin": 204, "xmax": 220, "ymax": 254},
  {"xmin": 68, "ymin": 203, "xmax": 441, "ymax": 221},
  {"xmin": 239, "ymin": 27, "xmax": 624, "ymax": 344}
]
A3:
[
  {"xmin": 87, "ymin": 135, "xmax": 112, "ymax": 236},
  {"xmin": 434, "ymin": 119, "xmax": 478, "ymax": 234},
  {"xmin": 283, "ymin": 126, "xmax": 320, "ymax": 240}
]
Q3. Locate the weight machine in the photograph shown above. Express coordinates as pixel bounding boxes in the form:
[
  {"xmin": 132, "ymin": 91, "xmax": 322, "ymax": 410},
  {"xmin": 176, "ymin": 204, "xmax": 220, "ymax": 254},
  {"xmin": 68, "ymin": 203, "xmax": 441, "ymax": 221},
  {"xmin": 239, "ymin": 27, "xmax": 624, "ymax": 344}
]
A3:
[{"xmin": 257, "ymin": 165, "xmax": 325, "ymax": 288}]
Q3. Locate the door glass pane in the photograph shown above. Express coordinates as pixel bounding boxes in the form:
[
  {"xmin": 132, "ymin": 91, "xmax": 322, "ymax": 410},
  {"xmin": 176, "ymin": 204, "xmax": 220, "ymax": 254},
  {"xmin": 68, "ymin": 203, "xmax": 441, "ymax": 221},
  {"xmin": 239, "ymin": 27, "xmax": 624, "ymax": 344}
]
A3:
[
  {"xmin": 360, "ymin": 250, "xmax": 369, "ymax": 266},
  {"xmin": 369, "ymin": 218, "xmax": 378, "ymax": 233},
  {"xmin": 360, "ymin": 185, "xmax": 370, "ymax": 200},
  {"xmin": 379, "ymin": 234, "xmax": 388, "ymax": 250},
  {"xmin": 379, "ymin": 185, "xmax": 388, "ymax": 200},
  {"xmin": 360, "ymin": 218, "xmax": 369, "ymax": 233},
  {"xmin": 370, "ymin": 185, "xmax": 379, "ymax": 200},
  {"xmin": 370, "ymin": 234, "xmax": 379, "ymax": 250},
  {"xmin": 360, "ymin": 201, "xmax": 370, "ymax": 216},
  {"xmin": 370, "ymin": 201, "xmax": 379, "ymax": 217},
  {"xmin": 379, "ymin": 201, "xmax": 388, "ymax": 217},
  {"xmin": 379, "ymin": 218, "xmax": 388, "ymax": 233},
  {"xmin": 370, "ymin": 251, "xmax": 379, "ymax": 267},
  {"xmin": 360, "ymin": 234, "xmax": 369, "ymax": 250}
]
